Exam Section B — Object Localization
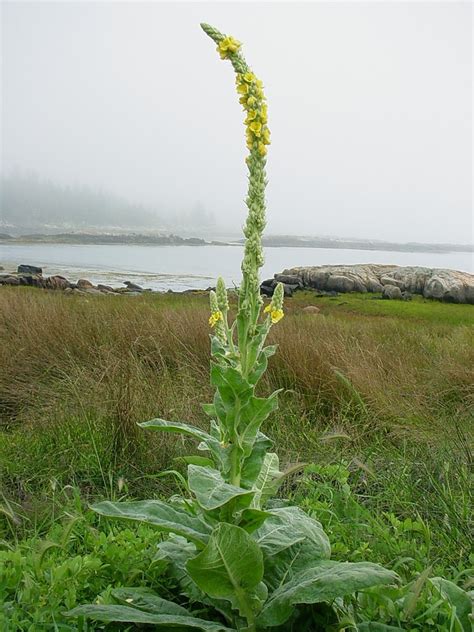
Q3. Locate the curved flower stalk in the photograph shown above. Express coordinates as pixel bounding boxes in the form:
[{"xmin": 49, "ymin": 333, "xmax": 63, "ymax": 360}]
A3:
[{"xmin": 67, "ymin": 23, "xmax": 398, "ymax": 632}]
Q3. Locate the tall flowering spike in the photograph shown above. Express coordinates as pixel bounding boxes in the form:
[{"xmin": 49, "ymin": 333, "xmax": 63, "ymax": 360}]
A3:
[
  {"xmin": 216, "ymin": 277, "xmax": 229, "ymax": 312},
  {"xmin": 201, "ymin": 23, "xmax": 276, "ymax": 333}
]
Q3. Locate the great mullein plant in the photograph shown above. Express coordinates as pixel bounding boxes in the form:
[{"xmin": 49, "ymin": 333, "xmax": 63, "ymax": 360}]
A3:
[{"xmin": 67, "ymin": 24, "xmax": 397, "ymax": 631}]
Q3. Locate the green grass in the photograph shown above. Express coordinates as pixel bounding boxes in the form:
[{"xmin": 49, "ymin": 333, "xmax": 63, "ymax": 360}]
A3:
[
  {"xmin": 0, "ymin": 287, "xmax": 472, "ymax": 629},
  {"xmin": 292, "ymin": 291, "xmax": 474, "ymax": 326}
]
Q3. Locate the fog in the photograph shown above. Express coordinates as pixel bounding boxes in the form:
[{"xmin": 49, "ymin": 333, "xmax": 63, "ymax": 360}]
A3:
[{"xmin": 1, "ymin": 1, "xmax": 472, "ymax": 244}]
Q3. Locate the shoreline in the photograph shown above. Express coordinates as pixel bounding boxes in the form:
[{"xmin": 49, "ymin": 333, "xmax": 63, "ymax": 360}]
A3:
[{"xmin": 1, "ymin": 233, "xmax": 472, "ymax": 254}]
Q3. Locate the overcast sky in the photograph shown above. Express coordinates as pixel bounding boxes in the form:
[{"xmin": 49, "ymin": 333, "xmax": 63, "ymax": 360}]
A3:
[{"xmin": 1, "ymin": 1, "xmax": 472, "ymax": 243}]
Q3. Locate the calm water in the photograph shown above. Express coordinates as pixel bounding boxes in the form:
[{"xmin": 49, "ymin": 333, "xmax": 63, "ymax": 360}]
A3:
[{"xmin": 1, "ymin": 243, "xmax": 472, "ymax": 291}]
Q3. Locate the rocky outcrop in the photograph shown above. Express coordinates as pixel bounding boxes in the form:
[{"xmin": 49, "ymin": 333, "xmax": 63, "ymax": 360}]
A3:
[{"xmin": 276, "ymin": 264, "xmax": 474, "ymax": 304}]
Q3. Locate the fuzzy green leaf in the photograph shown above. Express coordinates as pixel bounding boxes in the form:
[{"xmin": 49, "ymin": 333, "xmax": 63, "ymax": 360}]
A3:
[
  {"xmin": 240, "ymin": 433, "xmax": 273, "ymax": 488},
  {"xmin": 239, "ymin": 392, "xmax": 279, "ymax": 457},
  {"xmin": 251, "ymin": 452, "xmax": 281, "ymax": 509},
  {"xmin": 179, "ymin": 455, "xmax": 215, "ymax": 468},
  {"xmin": 111, "ymin": 587, "xmax": 190, "ymax": 615},
  {"xmin": 188, "ymin": 465, "xmax": 254, "ymax": 512},
  {"xmin": 186, "ymin": 523, "xmax": 264, "ymax": 615},
  {"xmin": 91, "ymin": 500, "xmax": 211, "ymax": 546},
  {"xmin": 258, "ymin": 560, "xmax": 398, "ymax": 628},
  {"xmin": 139, "ymin": 419, "xmax": 213, "ymax": 443},
  {"xmin": 237, "ymin": 507, "xmax": 271, "ymax": 533},
  {"xmin": 254, "ymin": 506, "xmax": 331, "ymax": 558},
  {"xmin": 429, "ymin": 577, "xmax": 473, "ymax": 632},
  {"xmin": 65, "ymin": 604, "xmax": 233, "ymax": 629},
  {"xmin": 210, "ymin": 363, "xmax": 252, "ymax": 409}
]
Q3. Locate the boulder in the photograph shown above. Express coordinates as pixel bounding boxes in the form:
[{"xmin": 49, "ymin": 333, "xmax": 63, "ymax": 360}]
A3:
[
  {"xmin": 302, "ymin": 305, "xmax": 320, "ymax": 314},
  {"xmin": 274, "ymin": 274, "xmax": 304, "ymax": 287},
  {"xmin": 0, "ymin": 275, "xmax": 20, "ymax": 286},
  {"xmin": 382, "ymin": 285, "xmax": 403, "ymax": 300},
  {"xmin": 77, "ymin": 279, "xmax": 94, "ymax": 289},
  {"xmin": 326, "ymin": 275, "xmax": 355, "ymax": 293},
  {"xmin": 18, "ymin": 264, "xmax": 42, "ymax": 275},
  {"xmin": 97, "ymin": 284, "xmax": 115, "ymax": 293},
  {"xmin": 19, "ymin": 274, "xmax": 44, "ymax": 287},
  {"xmin": 124, "ymin": 281, "xmax": 143, "ymax": 291},
  {"xmin": 260, "ymin": 284, "xmax": 274, "ymax": 297},
  {"xmin": 45, "ymin": 275, "xmax": 70, "ymax": 290}
]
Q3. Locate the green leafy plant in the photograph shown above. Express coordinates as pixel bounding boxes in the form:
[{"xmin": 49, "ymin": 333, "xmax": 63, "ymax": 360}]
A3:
[{"xmin": 66, "ymin": 23, "xmax": 399, "ymax": 631}]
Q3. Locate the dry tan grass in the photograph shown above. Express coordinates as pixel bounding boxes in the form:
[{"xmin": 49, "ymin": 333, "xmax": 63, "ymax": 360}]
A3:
[{"xmin": 0, "ymin": 288, "xmax": 472, "ymax": 471}]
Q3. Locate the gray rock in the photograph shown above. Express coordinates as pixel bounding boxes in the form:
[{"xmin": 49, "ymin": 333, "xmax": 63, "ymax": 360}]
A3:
[
  {"xmin": 326, "ymin": 275, "xmax": 355, "ymax": 293},
  {"xmin": 302, "ymin": 305, "xmax": 320, "ymax": 314},
  {"xmin": 124, "ymin": 281, "xmax": 143, "ymax": 291},
  {"xmin": 97, "ymin": 284, "xmax": 115, "ymax": 293},
  {"xmin": 382, "ymin": 285, "xmax": 403, "ymax": 300},
  {"xmin": 0, "ymin": 275, "xmax": 20, "ymax": 286},
  {"xmin": 260, "ymin": 284, "xmax": 274, "ymax": 297},
  {"xmin": 77, "ymin": 279, "xmax": 94, "ymax": 289},
  {"xmin": 45, "ymin": 275, "xmax": 70, "ymax": 290},
  {"xmin": 18, "ymin": 264, "xmax": 42, "ymax": 275},
  {"xmin": 274, "ymin": 274, "xmax": 304, "ymax": 287}
]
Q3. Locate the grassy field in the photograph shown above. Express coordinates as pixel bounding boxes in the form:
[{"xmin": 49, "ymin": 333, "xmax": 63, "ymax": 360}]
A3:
[{"xmin": 0, "ymin": 287, "xmax": 472, "ymax": 628}]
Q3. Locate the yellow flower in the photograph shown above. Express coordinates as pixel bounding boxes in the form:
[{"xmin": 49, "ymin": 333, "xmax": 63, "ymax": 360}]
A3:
[
  {"xmin": 262, "ymin": 127, "xmax": 271, "ymax": 145},
  {"xmin": 264, "ymin": 304, "xmax": 284, "ymax": 324},
  {"xmin": 243, "ymin": 72, "xmax": 255, "ymax": 84},
  {"xmin": 249, "ymin": 121, "xmax": 262, "ymax": 137},
  {"xmin": 270, "ymin": 309, "xmax": 284, "ymax": 324},
  {"xmin": 246, "ymin": 96, "xmax": 257, "ymax": 108},
  {"xmin": 260, "ymin": 104, "xmax": 268, "ymax": 124},
  {"xmin": 258, "ymin": 142, "xmax": 267, "ymax": 156},
  {"xmin": 209, "ymin": 311, "xmax": 223, "ymax": 327},
  {"xmin": 218, "ymin": 36, "xmax": 241, "ymax": 59},
  {"xmin": 245, "ymin": 110, "xmax": 258, "ymax": 124},
  {"xmin": 237, "ymin": 82, "xmax": 250, "ymax": 95}
]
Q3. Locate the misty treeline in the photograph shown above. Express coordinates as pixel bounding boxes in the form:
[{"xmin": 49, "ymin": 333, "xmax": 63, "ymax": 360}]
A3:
[{"xmin": 0, "ymin": 173, "xmax": 215, "ymax": 233}]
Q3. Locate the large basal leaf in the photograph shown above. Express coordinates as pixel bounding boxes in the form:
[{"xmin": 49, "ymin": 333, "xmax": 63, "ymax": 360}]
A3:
[
  {"xmin": 139, "ymin": 418, "xmax": 213, "ymax": 443},
  {"xmin": 186, "ymin": 523, "xmax": 264, "ymax": 616},
  {"xmin": 429, "ymin": 577, "xmax": 473, "ymax": 632},
  {"xmin": 253, "ymin": 506, "xmax": 331, "ymax": 558},
  {"xmin": 258, "ymin": 560, "xmax": 398, "ymax": 628},
  {"xmin": 111, "ymin": 587, "xmax": 190, "ymax": 615},
  {"xmin": 65, "ymin": 604, "xmax": 234, "ymax": 630},
  {"xmin": 187, "ymin": 465, "xmax": 254, "ymax": 512},
  {"xmin": 251, "ymin": 452, "xmax": 281, "ymax": 510},
  {"xmin": 91, "ymin": 500, "xmax": 211, "ymax": 546},
  {"xmin": 156, "ymin": 536, "xmax": 237, "ymax": 622}
]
